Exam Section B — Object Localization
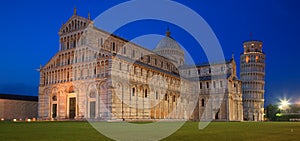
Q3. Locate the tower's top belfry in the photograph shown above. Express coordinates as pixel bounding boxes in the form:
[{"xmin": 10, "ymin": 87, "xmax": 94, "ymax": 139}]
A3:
[{"xmin": 243, "ymin": 40, "xmax": 263, "ymax": 54}]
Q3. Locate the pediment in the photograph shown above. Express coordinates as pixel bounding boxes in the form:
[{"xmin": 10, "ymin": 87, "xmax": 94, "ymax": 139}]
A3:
[{"xmin": 59, "ymin": 15, "xmax": 91, "ymax": 35}]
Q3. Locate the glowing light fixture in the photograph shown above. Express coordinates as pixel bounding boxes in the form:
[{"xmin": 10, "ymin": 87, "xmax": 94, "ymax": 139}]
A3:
[{"xmin": 279, "ymin": 98, "xmax": 290, "ymax": 110}]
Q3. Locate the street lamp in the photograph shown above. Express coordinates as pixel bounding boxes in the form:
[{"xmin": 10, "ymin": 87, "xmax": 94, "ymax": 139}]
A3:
[{"xmin": 279, "ymin": 98, "xmax": 290, "ymax": 110}]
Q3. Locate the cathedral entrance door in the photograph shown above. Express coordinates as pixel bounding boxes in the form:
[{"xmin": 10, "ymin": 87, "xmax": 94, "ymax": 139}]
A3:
[
  {"xmin": 69, "ymin": 98, "xmax": 76, "ymax": 119},
  {"xmin": 90, "ymin": 101, "xmax": 96, "ymax": 118},
  {"xmin": 52, "ymin": 104, "xmax": 57, "ymax": 118},
  {"xmin": 215, "ymin": 112, "xmax": 219, "ymax": 120}
]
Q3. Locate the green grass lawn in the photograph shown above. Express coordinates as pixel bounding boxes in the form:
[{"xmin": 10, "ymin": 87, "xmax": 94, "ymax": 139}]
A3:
[{"xmin": 0, "ymin": 121, "xmax": 299, "ymax": 141}]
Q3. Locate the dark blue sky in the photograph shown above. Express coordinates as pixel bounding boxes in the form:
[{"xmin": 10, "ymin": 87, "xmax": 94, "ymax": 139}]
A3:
[{"xmin": 0, "ymin": 0, "xmax": 299, "ymax": 105}]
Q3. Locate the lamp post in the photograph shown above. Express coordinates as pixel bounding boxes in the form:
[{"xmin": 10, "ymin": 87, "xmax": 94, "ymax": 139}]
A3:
[{"xmin": 279, "ymin": 98, "xmax": 290, "ymax": 113}]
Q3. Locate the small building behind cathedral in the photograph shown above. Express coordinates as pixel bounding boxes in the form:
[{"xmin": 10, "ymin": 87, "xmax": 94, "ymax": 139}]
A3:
[{"xmin": 38, "ymin": 10, "xmax": 264, "ymax": 122}]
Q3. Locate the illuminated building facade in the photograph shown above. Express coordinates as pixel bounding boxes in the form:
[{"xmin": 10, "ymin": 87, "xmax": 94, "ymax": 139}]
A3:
[
  {"xmin": 240, "ymin": 41, "xmax": 266, "ymax": 121},
  {"xmin": 38, "ymin": 9, "xmax": 243, "ymax": 121}
]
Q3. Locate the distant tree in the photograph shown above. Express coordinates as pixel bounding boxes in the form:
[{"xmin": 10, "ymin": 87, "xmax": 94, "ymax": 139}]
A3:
[{"xmin": 266, "ymin": 104, "xmax": 280, "ymax": 121}]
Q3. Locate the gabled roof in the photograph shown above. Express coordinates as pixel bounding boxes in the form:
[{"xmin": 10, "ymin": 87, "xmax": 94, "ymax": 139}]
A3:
[
  {"xmin": 58, "ymin": 13, "xmax": 91, "ymax": 36},
  {"xmin": 186, "ymin": 74, "xmax": 231, "ymax": 81},
  {"xmin": 195, "ymin": 59, "xmax": 233, "ymax": 67},
  {"xmin": 179, "ymin": 59, "xmax": 234, "ymax": 69}
]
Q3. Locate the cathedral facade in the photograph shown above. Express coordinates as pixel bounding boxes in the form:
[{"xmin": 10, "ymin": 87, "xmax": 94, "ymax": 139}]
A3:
[{"xmin": 38, "ymin": 10, "xmax": 245, "ymax": 121}]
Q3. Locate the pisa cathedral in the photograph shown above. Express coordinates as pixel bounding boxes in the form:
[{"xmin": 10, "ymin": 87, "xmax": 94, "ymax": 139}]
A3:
[{"xmin": 38, "ymin": 10, "xmax": 265, "ymax": 121}]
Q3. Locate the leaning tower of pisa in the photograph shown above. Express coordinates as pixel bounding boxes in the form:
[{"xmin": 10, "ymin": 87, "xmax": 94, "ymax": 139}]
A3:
[{"xmin": 240, "ymin": 40, "xmax": 266, "ymax": 121}]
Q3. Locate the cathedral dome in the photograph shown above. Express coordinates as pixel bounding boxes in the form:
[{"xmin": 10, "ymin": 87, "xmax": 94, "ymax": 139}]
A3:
[
  {"xmin": 154, "ymin": 30, "xmax": 181, "ymax": 50},
  {"xmin": 154, "ymin": 29, "xmax": 185, "ymax": 67}
]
